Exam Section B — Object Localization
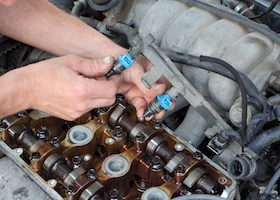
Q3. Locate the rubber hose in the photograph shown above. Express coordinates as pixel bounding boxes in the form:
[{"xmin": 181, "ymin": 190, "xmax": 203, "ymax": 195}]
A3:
[
  {"xmin": 179, "ymin": 0, "xmax": 280, "ymax": 45},
  {"xmin": 165, "ymin": 50, "xmax": 267, "ymax": 109},
  {"xmin": 172, "ymin": 194, "xmax": 227, "ymax": 200},
  {"xmin": 247, "ymin": 126, "xmax": 280, "ymax": 154}
]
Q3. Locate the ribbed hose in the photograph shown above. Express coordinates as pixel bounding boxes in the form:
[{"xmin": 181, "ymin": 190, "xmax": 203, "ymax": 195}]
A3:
[
  {"xmin": 172, "ymin": 194, "xmax": 227, "ymax": 200},
  {"xmin": 247, "ymin": 126, "xmax": 280, "ymax": 154}
]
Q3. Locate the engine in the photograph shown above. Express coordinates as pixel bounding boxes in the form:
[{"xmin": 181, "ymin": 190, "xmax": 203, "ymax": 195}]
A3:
[{"xmin": 1, "ymin": 0, "xmax": 280, "ymax": 200}]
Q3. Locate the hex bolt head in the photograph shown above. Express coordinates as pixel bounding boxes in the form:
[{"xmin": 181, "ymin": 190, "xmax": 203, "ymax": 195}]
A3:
[
  {"xmin": 151, "ymin": 156, "xmax": 163, "ymax": 170},
  {"xmin": 153, "ymin": 119, "xmax": 162, "ymax": 130},
  {"xmin": 30, "ymin": 152, "xmax": 40, "ymax": 161},
  {"xmin": 87, "ymin": 169, "xmax": 96, "ymax": 179},
  {"xmin": 113, "ymin": 126, "xmax": 123, "ymax": 138},
  {"xmin": 176, "ymin": 164, "xmax": 186, "ymax": 174},
  {"xmin": 218, "ymin": 177, "xmax": 228, "ymax": 185},
  {"xmin": 135, "ymin": 133, "xmax": 145, "ymax": 142},
  {"xmin": 109, "ymin": 189, "xmax": 120, "ymax": 199},
  {"xmin": 193, "ymin": 151, "xmax": 203, "ymax": 160},
  {"xmin": 67, "ymin": 185, "xmax": 77, "ymax": 194}
]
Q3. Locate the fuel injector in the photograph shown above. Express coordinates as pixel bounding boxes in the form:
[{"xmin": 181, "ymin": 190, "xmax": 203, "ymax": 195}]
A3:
[
  {"xmin": 143, "ymin": 87, "xmax": 177, "ymax": 117},
  {"xmin": 105, "ymin": 45, "xmax": 142, "ymax": 79}
]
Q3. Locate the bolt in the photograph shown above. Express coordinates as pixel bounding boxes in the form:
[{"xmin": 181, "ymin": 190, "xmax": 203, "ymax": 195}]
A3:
[
  {"xmin": 50, "ymin": 137, "xmax": 59, "ymax": 146},
  {"xmin": 109, "ymin": 189, "xmax": 120, "ymax": 199},
  {"xmin": 30, "ymin": 152, "xmax": 40, "ymax": 161},
  {"xmin": 151, "ymin": 156, "xmax": 163, "ymax": 170},
  {"xmin": 176, "ymin": 164, "xmax": 186, "ymax": 174},
  {"xmin": 0, "ymin": 121, "xmax": 7, "ymax": 129},
  {"xmin": 83, "ymin": 154, "xmax": 92, "ymax": 162},
  {"xmin": 139, "ymin": 179, "xmax": 146, "ymax": 189},
  {"xmin": 98, "ymin": 107, "xmax": 109, "ymax": 113},
  {"xmin": 218, "ymin": 177, "xmax": 228, "ymax": 185},
  {"xmin": 72, "ymin": 156, "xmax": 82, "ymax": 169},
  {"xmin": 17, "ymin": 111, "xmax": 28, "ymax": 118},
  {"xmin": 153, "ymin": 119, "xmax": 162, "ymax": 130},
  {"xmin": 105, "ymin": 137, "xmax": 115, "ymax": 145},
  {"xmin": 87, "ymin": 169, "xmax": 96, "ymax": 179},
  {"xmin": 113, "ymin": 126, "xmax": 123, "ymax": 138},
  {"xmin": 15, "ymin": 148, "xmax": 23, "ymax": 155},
  {"xmin": 195, "ymin": 189, "xmax": 204, "ymax": 194},
  {"xmin": 116, "ymin": 94, "xmax": 124, "ymax": 101},
  {"xmin": 67, "ymin": 185, "xmax": 77, "ymax": 194},
  {"xmin": 36, "ymin": 126, "xmax": 48, "ymax": 140},
  {"xmin": 48, "ymin": 179, "xmax": 57, "ymax": 187},
  {"xmin": 193, "ymin": 151, "xmax": 203, "ymax": 161},
  {"xmin": 174, "ymin": 143, "xmax": 185, "ymax": 152},
  {"xmin": 135, "ymin": 133, "xmax": 145, "ymax": 142}
]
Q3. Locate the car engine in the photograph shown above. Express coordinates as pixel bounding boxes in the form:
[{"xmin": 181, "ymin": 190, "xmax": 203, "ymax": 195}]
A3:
[{"xmin": 0, "ymin": 0, "xmax": 280, "ymax": 199}]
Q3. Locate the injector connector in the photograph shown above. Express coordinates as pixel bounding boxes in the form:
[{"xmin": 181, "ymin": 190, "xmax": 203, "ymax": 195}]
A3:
[
  {"xmin": 143, "ymin": 93, "xmax": 173, "ymax": 117},
  {"xmin": 105, "ymin": 53, "xmax": 134, "ymax": 78}
]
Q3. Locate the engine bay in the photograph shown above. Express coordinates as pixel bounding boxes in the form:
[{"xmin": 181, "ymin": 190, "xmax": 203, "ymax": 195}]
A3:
[{"xmin": 1, "ymin": 0, "xmax": 280, "ymax": 199}]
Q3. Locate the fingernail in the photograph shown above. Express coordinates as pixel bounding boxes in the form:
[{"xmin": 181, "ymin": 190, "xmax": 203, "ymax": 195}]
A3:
[{"xmin": 103, "ymin": 56, "xmax": 113, "ymax": 65}]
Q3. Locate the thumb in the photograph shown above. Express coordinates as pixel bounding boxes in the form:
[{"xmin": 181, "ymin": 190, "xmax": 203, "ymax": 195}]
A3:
[{"xmin": 71, "ymin": 56, "xmax": 114, "ymax": 77}]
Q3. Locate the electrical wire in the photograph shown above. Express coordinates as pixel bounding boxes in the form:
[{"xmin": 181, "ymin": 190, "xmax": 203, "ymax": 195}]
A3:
[
  {"xmin": 199, "ymin": 56, "xmax": 248, "ymax": 145},
  {"xmin": 165, "ymin": 50, "xmax": 267, "ymax": 110},
  {"xmin": 260, "ymin": 166, "xmax": 280, "ymax": 199},
  {"xmin": 249, "ymin": 0, "xmax": 280, "ymax": 19},
  {"xmin": 172, "ymin": 194, "xmax": 227, "ymax": 200},
  {"xmin": 179, "ymin": 0, "xmax": 280, "ymax": 44}
]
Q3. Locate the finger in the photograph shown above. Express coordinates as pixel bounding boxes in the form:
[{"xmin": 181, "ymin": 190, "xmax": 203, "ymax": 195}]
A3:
[
  {"xmin": 88, "ymin": 97, "xmax": 116, "ymax": 108},
  {"xmin": 122, "ymin": 64, "xmax": 167, "ymax": 98},
  {"xmin": 82, "ymin": 79, "xmax": 117, "ymax": 99},
  {"xmin": 130, "ymin": 97, "xmax": 147, "ymax": 118},
  {"xmin": 69, "ymin": 55, "xmax": 115, "ymax": 77}
]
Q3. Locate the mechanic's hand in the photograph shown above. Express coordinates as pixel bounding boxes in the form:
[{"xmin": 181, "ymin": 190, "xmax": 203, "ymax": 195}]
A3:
[
  {"xmin": 109, "ymin": 56, "xmax": 169, "ymax": 119},
  {"xmin": 20, "ymin": 55, "xmax": 116, "ymax": 120}
]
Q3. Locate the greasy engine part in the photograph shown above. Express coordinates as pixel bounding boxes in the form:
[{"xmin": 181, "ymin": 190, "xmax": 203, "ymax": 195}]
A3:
[
  {"xmin": 0, "ymin": 100, "xmax": 236, "ymax": 200},
  {"xmin": 1, "ymin": 0, "xmax": 280, "ymax": 199}
]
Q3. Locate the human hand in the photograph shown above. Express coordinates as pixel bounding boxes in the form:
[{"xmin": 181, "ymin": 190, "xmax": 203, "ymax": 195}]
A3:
[
  {"xmin": 18, "ymin": 55, "xmax": 116, "ymax": 120},
  {"xmin": 109, "ymin": 56, "xmax": 169, "ymax": 119}
]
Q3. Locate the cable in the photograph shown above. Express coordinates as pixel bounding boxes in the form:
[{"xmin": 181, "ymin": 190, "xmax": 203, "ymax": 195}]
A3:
[
  {"xmin": 260, "ymin": 166, "xmax": 280, "ymax": 199},
  {"xmin": 165, "ymin": 50, "xmax": 267, "ymax": 109},
  {"xmin": 199, "ymin": 56, "xmax": 248, "ymax": 145},
  {"xmin": 249, "ymin": 0, "xmax": 280, "ymax": 19},
  {"xmin": 179, "ymin": 0, "xmax": 280, "ymax": 45},
  {"xmin": 172, "ymin": 194, "xmax": 227, "ymax": 200}
]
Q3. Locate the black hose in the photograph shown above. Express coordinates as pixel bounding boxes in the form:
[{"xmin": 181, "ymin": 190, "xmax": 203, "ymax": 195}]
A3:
[
  {"xmin": 199, "ymin": 56, "xmax": 248, "ymax": 144},
  {"xmin": 179, "ymin": 0, "xmax": 280, "ymax": 45},
  {"xmin": 260, "ymin": 166, "xmax": 280, "ymax": 199},
  {"xmin": 172, "ymin": 194, "xmax": 227, "ymax": 200},
  {"xmin": 249, "ymin": 0, "xmax": 280, "ymax": 19},
  {"xmin": 247, "ymin": 126, "xmax": 280, "ymax": 154},
  {"xmin": 165, "ymin": 51, "xmax": 267, "ymax": 109},
  {"xmin": 86, "ymin": 0, "xmax": 118, "ymax": 11}
]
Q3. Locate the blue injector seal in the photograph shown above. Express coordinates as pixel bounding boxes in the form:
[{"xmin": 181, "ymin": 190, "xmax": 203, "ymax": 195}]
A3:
[
  {"xmin": 105, "ymin": 53, "xmax": 134, "ymax": 78},
  {"xmin": 143, "ymin": 93, "xmax": 173, "ymax": 118}
]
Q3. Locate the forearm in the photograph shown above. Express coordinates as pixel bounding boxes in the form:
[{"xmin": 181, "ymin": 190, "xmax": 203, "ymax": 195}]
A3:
[
  {"xmin": 0, "ymin": 69, "xmax": 30, "ymax": 118},
  {"xmin": 0, "ymin": 0, "xmax": 125, "ymax": 59}
]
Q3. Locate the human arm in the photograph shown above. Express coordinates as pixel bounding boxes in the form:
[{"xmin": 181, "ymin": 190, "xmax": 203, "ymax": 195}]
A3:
[
  {"xmin": 0, "ymin": 0, "xmax": 167, "ymax": 118},
  {"xmin": 0, "ymin": 55, "xmax": 117, "ymax": 120}
]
